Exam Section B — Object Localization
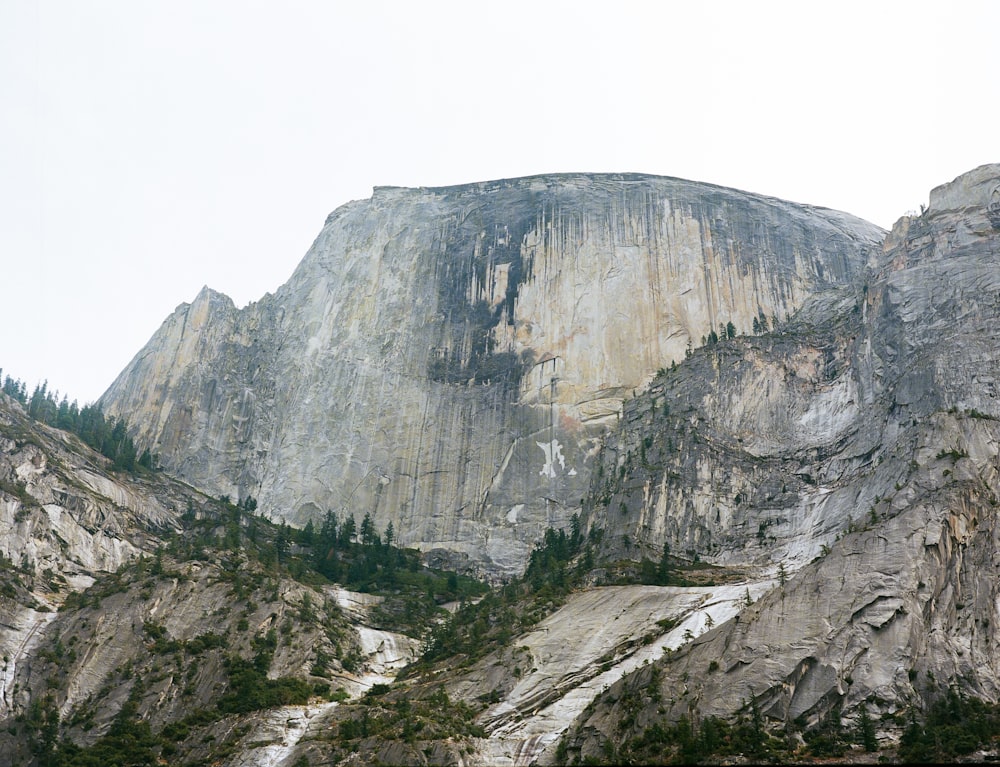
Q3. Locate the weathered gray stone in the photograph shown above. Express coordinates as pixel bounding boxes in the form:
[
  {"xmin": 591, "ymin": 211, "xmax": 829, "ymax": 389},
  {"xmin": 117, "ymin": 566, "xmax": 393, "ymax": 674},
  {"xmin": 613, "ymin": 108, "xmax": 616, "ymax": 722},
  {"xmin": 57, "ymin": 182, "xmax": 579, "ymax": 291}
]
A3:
[
  {"xmin": 0, "ymin": 394, "xmax": 425, "ymax": 765},
  {"xmin": 100, "ymin": 174, "xmax": 883, "ymax": 577},
  {"xmin": 5, "ymin": 166, "xmax": 1000, "ymax": 765},
  {"xmin": 562, "ymin": 164, "xmax": 1000, "ymax": 756},
  {"xmin": 453, "ymin": 582, "xmax": 773, "ymax": 765}
]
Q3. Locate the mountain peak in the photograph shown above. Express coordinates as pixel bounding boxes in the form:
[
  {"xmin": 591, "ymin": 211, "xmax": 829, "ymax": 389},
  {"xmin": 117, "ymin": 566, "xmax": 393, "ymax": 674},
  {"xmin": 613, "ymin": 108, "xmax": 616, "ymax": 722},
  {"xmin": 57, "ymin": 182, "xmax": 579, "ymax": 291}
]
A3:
[{"xmin": 100, "ymin": 172, "xmax": 881, "ymax": 578}]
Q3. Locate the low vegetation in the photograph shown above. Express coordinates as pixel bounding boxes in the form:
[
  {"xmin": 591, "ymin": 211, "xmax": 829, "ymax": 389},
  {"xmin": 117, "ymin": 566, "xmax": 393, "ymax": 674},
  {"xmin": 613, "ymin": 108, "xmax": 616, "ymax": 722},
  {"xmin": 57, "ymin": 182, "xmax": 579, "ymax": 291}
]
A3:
[
  {"xmin": 558, "ymin": 685, "xmax": 1000, "ymax": 765},
  {"xmin": 409, "ymin": 518, "xmax": 596, "ymax": 674},
  {"xmin": 898, "ymin": 688, "xmax": 1000, "ymax": 763},
  {"xmin": 317, "ymin": 685, "xmax": 485, "ymax": 762},
  {"xmin": 2, "ymin": 370, "xmax": 155, "ymax": 471}
]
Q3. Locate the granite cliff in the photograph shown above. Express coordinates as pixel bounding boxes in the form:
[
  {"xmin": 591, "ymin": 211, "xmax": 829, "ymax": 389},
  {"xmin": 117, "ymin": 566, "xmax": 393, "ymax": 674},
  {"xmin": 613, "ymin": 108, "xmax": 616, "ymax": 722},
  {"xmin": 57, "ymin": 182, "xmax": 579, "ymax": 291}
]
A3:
[
  {"xmin": 553, "ymin": 163, "xmax": 1000, "ymax": 762},
  {"xmin": 100, "ymin": 174, "xmax": 883, "ymax": 576},
  {"xmin": 3, "ymin": 166, "xmax": 1000, "ymax": 765}
]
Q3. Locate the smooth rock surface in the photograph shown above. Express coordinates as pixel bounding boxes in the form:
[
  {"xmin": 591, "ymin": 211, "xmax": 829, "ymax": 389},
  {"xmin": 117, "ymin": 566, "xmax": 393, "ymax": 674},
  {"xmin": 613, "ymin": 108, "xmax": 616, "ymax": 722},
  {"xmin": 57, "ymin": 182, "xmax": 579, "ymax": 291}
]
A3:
[
  {"xmin": 100, "ymin": 173, "xmax": 883, "ymax": 576},
  {"xmin": 452, "ymin": 582, "xmax": 773, "ymax": 766}
]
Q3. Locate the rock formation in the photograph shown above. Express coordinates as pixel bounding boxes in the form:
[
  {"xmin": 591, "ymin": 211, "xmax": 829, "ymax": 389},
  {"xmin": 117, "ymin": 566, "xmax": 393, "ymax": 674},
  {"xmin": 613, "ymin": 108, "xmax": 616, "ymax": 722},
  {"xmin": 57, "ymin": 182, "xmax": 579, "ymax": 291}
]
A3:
[
  {"xmin": 4, "ymin": 165, "xmax": 1000, "ymax": 765},
  {"xmin": 556, "ymin": 163, "xmax": 1000, "ymax": 761},
  {"xmin": 0, "ymin": 393, "xmax": 421, "ymax": 766},
  {"xmin": 100, "ymin": 174, "xmax": 883, "ymax": 576}
]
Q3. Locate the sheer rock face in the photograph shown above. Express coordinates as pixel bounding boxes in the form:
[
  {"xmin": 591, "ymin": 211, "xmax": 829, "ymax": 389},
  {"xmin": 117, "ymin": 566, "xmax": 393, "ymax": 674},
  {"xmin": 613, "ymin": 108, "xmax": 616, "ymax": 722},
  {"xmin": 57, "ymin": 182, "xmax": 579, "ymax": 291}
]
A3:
[
  {"xmin": 100, "ymin": 174, "xmax": 882, "ymax": 576},
  {"xmin": 562, "ymin": 164, "xmax": 1000, "ymax": 756},
  {"xmin": 585, "ymin": 164, "xmax": 1000, "ymax": 572}
]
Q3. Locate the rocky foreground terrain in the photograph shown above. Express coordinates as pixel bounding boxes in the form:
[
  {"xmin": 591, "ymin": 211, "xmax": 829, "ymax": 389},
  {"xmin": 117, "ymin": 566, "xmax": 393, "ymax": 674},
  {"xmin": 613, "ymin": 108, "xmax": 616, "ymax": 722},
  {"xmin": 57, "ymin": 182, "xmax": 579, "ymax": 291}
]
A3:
[
  {"xmin": 2, "ymin": 164, "xmax": 1000, "ymax": 765},
  {"xmin": 0, "ymin": 393, "xmax": 434, "ymax": 765}
]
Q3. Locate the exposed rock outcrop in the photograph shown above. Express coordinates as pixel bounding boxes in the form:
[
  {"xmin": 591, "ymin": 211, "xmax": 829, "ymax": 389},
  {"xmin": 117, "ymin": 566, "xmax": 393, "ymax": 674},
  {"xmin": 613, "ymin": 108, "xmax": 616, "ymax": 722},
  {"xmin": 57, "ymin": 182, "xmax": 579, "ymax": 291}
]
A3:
[
  {"xmin": 456, "ymin": 582, "xmax": 774, "ymax": 765},
  {"xmin": 560, "ymin": 164, "xmax": 1000, "ymax": 759},
  {"xmin": 5, "ymin": 165, "xmax": 1000, "ymax": 765},
  {"xmin": 0, "ymin": 394, "xmax": 424, "ymax": 766},
  {"xmin": 100, "ymin": 174, "xmax": 883, "ymax": 576},
  {"xmin": 0, "ymin": 395, "xmax": 183, "ymax": 720}
]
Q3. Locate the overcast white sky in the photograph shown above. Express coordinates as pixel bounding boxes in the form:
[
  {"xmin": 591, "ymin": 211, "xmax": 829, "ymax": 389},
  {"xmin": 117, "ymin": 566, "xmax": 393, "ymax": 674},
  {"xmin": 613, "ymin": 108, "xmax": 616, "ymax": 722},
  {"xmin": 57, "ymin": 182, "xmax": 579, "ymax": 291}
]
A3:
[{"xmin": 2, "ymin": 0, "xmax": 997, "ymax": 404}]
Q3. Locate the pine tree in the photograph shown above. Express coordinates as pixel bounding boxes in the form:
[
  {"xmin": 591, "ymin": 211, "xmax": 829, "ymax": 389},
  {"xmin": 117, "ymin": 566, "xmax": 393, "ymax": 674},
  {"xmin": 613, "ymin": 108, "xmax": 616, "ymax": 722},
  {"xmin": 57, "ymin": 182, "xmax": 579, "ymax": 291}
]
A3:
[
  {"xmin": 339, "ymin": 514, "xmax": 356, "ymax": 547},
  {"xmin": 320, "ymin": 509, "xmax": 338, "ymax": 546},
  {"xmin": 56, "ymin": 396, "xmax": 71, "ymax": 430},
  {"xmin": 757, "ymin": 310, "xmax": 769, "ymax": 332},
  {"xmin": 300, "ymin": 519, "xmax": 315, "ymax": 545},
  {"xmin": 360, "ymin": 512, "xmax": 378, "ymax": 546},
  {"xmin": 569, "ymin": 513, "xmax": 581, "ymax": 549},
  {"xmin": 858, "ymin": 703, "xmax": 877, "ymax": 751},
  {"xmin": 28, "ymin": 380, "xmax": 48, "ymax": 420},
  {"xmin": 656, "ymin": 542, "xmax": 672, "ymax": 585},
  {"xmin": 275, "ymin": 522, "xmax": 289, "ymax": 564}
]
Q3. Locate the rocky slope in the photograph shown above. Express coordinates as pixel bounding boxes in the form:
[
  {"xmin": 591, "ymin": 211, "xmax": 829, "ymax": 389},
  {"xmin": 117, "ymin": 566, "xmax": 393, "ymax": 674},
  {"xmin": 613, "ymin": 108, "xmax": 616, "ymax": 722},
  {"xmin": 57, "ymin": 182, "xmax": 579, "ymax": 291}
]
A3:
[
  {"xmin": 6, "ymin": 165, "xmax": 1000, "ymax": 765},
  {"xmin": 99, "ymin": 174, "xmax": 883, "ymax": 577},
  {"xmin": 0, "ymin": 396, "xmax": 181, "ymax": 724},
  {"xmin": 0, "ymin": 395, "xmax": 429, "ymax": 766},
  {"xmin": 552, "ymin": 164, "xmax": 1000, "ymax": 761},
  {"xmin": 455, "ymin": 581, "xmax": 773, "ymax": 766}
]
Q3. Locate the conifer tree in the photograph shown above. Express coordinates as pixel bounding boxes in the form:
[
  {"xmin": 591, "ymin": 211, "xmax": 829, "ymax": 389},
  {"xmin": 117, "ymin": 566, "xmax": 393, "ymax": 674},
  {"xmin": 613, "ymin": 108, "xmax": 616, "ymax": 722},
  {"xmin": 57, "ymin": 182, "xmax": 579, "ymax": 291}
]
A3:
[{"xmin": 656, "ymin": 542, "xmax": 672, "ymax": 585}]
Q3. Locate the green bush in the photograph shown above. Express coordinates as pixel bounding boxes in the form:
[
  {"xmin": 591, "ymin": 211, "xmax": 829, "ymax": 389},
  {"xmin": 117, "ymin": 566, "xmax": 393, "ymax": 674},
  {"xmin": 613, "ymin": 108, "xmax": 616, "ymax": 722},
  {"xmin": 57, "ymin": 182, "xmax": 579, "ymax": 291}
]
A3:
[{"xmin": 899, "ymin": 689, "xmax": 1000, "ymax": 763}]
